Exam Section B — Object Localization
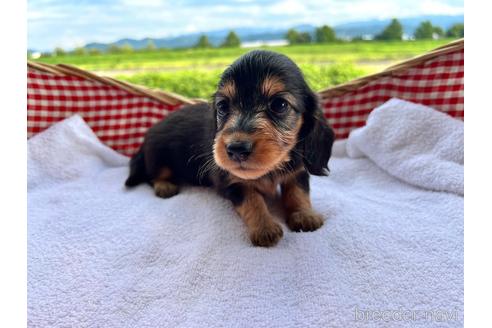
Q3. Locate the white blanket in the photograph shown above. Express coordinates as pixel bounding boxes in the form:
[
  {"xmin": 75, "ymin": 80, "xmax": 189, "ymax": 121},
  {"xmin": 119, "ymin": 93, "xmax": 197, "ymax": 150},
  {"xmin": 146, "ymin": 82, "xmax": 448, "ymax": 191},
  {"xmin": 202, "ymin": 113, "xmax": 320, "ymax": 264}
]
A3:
[
  {"xmin": 28, "ymin": 100, "xmax": 463, "ymax": 328},
  {"xmin": 345, "ymin": 98, "xmax": 464, "ymax": 195}
]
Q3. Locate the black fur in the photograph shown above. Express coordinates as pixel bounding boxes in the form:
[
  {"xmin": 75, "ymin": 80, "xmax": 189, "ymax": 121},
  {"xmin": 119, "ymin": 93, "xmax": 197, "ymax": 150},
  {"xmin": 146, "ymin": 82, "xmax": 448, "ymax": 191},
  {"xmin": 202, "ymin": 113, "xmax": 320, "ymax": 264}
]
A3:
[
  {"xmin": 218, "ymin": 183, "xmax": 245, "ymax": 206},
  {"xmin": 125, "ymin": 149, "xmax": 147, "ymax": 187},
  {"xmin": 126, "ymin": 50, "xmax": 335, "ymax": 193},
  {"xmin": 298, "ymin": 91, "xmax": 336, "ymax": 176},
  {"xmin": 295, "ymin": 170, "xmax": 311, "ymax": 193},
  {"xmin": 125, "ymin": 103, "xmax": 216, "ymax": 187}
]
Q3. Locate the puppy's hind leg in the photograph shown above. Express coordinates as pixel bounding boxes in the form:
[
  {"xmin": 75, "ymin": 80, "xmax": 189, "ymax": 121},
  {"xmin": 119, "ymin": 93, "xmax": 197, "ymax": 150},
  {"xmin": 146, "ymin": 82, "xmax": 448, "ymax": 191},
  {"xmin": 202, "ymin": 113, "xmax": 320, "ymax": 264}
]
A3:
[
  {"xmin": 125, "ymin": 149, "xmax": 148, "ymax": 187},
  {"xmin": 153, "ymin": 167, "xmax": 179, "ymax": 198}
]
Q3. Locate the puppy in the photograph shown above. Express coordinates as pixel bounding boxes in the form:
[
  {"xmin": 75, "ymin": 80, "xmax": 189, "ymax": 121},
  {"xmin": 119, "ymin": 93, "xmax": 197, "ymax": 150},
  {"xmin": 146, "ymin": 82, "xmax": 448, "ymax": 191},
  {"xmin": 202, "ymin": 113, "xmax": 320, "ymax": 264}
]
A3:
[{"xmin": 125, "ymin": 50, "xmax": 335, "ymax": 247}]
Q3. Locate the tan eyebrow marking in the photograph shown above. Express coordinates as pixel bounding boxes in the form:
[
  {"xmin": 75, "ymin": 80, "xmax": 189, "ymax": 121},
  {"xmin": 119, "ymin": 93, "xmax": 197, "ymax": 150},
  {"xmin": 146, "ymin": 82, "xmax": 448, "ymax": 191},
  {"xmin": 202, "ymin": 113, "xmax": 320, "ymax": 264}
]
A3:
[
  {"xmin": 219, "ymin": 80, "xmax": 236, "ymax": 99},
  {"xmin": 261, "ymin": 75, "xmax": 285, "ymax": 98},
  {"xmin": 281, "ymin": 93, "xmax": 298, "ymax": 107}
]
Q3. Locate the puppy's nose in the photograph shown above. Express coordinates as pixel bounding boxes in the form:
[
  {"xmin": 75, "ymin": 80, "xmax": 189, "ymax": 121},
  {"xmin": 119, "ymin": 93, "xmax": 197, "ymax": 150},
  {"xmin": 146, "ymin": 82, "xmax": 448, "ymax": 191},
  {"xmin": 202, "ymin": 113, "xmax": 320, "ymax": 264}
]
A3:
[{"xmin": 226, "ymin": 141, "xmax": 253, "ymax": 162}]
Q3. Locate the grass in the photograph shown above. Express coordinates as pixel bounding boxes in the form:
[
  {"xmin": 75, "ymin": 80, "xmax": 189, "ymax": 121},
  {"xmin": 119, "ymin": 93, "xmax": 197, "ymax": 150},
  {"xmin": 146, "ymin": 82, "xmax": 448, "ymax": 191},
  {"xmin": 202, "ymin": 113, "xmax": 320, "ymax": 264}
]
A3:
[
  {"xmin": 116, "ymin": 63, "xmax": 368, "ymax": 99},
  {"xmin": 33, "ymin": 39, "xmax": 451, "ymax": 71},
  {"xmin": 31, "ymin": 39, "xmax": 454, "ymax": 98}
]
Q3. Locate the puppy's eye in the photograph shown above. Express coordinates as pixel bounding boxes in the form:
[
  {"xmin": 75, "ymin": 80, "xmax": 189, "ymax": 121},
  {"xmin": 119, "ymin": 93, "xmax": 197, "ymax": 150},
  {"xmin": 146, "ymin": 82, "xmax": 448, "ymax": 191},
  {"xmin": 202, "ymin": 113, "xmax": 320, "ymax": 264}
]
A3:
[
  {"xmin": 216, "ymin": 100, "xmax": 229, "ymax": 116},
  {"xmin": 270, "ymin": 97, "xmax": 289, "ymax": 114}
]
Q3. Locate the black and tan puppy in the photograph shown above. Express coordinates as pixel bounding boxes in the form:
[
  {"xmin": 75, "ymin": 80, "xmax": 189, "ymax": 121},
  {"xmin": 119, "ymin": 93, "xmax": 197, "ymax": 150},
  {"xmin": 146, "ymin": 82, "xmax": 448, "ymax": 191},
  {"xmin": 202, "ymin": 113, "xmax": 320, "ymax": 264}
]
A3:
[{"xmin": 125, "ymin": 50, "xmax": 335, "ymax": 247}]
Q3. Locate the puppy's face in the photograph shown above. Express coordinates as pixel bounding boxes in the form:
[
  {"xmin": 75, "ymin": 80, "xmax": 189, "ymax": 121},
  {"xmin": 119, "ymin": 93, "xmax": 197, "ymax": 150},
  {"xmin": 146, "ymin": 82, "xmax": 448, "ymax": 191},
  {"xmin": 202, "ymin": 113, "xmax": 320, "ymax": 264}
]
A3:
[{"xmin": 212, "ymin": 50, "xmax": 313, "ymax": 180}]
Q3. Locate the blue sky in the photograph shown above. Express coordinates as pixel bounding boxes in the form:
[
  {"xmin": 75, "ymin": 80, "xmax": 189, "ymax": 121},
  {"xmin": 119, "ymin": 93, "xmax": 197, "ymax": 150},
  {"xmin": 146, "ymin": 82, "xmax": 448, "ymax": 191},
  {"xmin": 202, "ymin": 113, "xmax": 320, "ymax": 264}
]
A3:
[{"xmin": 28, "ymin": 0, "xmax": 464, "ymax": 51}]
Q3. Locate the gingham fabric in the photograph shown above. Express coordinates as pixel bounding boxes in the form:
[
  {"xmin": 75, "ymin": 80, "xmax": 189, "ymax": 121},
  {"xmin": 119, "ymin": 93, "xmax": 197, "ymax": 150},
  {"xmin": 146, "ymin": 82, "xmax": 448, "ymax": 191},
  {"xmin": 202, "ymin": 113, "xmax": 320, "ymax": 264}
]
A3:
[
  {"xmin": 321, "ymin": 50, "xmax": 464, "ymax": 139},
  {"xmin": 27, "ymin": 48, "xmax": 464, "ymax": 156},
  {"xmin": 27, "ymin": 69, "xmax": 183, "ymax": 156}
]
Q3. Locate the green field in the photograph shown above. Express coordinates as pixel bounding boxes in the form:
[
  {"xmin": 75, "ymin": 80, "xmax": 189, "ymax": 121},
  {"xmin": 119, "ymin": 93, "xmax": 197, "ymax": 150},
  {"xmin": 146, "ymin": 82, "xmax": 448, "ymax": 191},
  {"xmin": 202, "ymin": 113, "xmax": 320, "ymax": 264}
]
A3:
[{"xmin": 32, "ymin": 39, "xmax": 453, "ymax": 99}]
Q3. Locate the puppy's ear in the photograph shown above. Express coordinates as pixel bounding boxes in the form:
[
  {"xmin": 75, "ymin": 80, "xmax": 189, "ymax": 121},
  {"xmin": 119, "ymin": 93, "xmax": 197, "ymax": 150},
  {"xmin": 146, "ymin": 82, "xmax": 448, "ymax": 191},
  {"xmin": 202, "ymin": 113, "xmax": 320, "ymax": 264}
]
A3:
[{"xmin": 300, "ymin": 91, "xmax": 335, "ymax": 176}]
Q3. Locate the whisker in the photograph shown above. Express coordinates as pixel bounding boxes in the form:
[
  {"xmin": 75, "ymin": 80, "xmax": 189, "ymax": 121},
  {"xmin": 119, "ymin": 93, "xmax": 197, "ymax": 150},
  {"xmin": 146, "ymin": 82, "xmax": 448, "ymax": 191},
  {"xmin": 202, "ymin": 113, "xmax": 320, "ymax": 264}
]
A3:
[{"xmin": 197, "ymin": 154, "xmax": 218, "ymax": 183}]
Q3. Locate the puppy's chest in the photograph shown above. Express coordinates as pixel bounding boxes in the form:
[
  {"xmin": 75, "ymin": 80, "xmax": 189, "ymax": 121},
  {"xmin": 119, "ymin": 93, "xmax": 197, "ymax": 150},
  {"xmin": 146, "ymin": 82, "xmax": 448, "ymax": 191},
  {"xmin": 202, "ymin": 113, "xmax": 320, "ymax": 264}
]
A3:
[
  {"xmin": 232, "ymin": 172, "xmax": 295, "ymax": 197},
  {"xmin": 250, "ymin": 177, "xmax": 280, "ymax": 197}
]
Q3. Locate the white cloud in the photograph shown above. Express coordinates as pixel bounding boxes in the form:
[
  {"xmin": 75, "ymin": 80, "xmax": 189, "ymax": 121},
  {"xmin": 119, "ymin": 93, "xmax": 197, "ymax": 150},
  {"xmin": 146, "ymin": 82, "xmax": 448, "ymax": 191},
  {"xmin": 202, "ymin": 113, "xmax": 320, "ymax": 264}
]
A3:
[
  {"xmin": 27, "ymin": 5, "xmax": 66, "ymax": 21},
  {"xmin": 419, "ymin": 0, "xmax": 465, "ymax": 15},
  {"xmin": 120, "ymin": 0, "xmax": 166, "ymax": 8},
  {"xmin": 267, "ymin": 0, "xmax": 308, "ymax": 15}
]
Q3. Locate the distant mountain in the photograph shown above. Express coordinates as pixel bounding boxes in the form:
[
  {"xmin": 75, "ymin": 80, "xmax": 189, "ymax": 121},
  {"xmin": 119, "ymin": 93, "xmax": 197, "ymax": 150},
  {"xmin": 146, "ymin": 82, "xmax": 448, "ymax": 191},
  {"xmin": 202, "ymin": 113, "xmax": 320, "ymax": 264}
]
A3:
[
  {"xmin": 83, "ymin": 15, "xmax": 463, "ymax": 51},
  {"xmin": 84, "ymin": 26, "xmax": 299, "ymax": 50}
]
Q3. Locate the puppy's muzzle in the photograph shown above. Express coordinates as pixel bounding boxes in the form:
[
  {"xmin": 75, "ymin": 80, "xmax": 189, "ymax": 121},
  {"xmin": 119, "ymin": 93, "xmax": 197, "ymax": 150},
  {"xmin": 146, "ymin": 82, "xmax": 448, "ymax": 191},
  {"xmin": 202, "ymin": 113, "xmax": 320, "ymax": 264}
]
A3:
[{"xmin": 226, "ymin": 141, "xmax": 253, "ymax": 162}]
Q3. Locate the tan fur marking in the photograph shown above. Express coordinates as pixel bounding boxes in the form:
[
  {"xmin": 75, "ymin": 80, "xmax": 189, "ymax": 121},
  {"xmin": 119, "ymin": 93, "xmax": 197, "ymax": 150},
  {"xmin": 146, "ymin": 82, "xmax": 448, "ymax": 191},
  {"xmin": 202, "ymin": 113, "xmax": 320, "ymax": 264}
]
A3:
[
  {"xmin": 152, "ymin": 167, "xmax": 178, "ymax": 198},
  {"xmin": 154, "ymin": 180, "xmax": 179, "ymax": 198},
  {"xmin": 220, "ymin": 80, "xmax": 236, "ymax": 99},
  {"xmin": 261, "ymin": 76, "xmax": 285, "ymax": 97},
  {"xmin": 251, "ymin": 177, "xmax": 278, "ymax": 197},
  {"xmin": 218, "ymin": 112, "xmax": 238, "ymax": 136},
  {"xmin": 229, "ymin": 175, "xmax": 279, "ymax": 198},
  {"xmin": 213, "ymin": 115, "xmax": 303, "ymax": 180},
  {"xmin": 282, "ymin": 93, "xmax": 299, "ymax": 108},
  {"xmin": 282, "ymin": 182, "xmax": 311, "ymax": 213},
  {"xmin": 157, "ymin": 167, "xmax": 172, "ymax": 181},
  {"xmin": 236, "ymin": 186, "xmax": 283, "ymax": 246}
]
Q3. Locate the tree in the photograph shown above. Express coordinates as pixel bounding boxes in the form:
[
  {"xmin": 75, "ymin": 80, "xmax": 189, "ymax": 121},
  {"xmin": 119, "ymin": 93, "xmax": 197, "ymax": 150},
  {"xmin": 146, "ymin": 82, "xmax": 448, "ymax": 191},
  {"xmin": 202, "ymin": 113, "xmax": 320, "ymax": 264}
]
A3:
[
  {"xmin": 53, "ymin": 47, "xmax": 66, "ymax": 56},
  {"xmin": 298, "ymin": 32, "xmax": 312, "ymax": 43},
  {"xmin": 414, "ymin": 21, "xmax": 434, "ymax": 39},
  {"xmin": 107, "ymin": 44, "xmax": 121, "ymax": 53},
  {"xmin": 433, "ymin": 26, "xmax": 444, "ymax": 38},
  {"xmin": 88, "ymin": 48, "xmax": 102, "ymax": 55},
  {"xmin": 195, "ymin": 35, "xmax": 212, "ymax": 48},
  {"xmin": 286, "ymin": 29, "xmax": 312, "ymax": 45},
  {"xmin": 351, "ymin": 35, "xmax": 365, "ymax": 41},
  {"xmin": 414, "ymin": 21, "xmax": 444, "ymax": 39},
  {"xmin": 145, "ymin": 40, "xmax": 157, "ymax": 51},
  {"xmin": 286, "ymin": 29, "xmax": 300, "ymax": 45},
  {"xmin": 375, "ymin": 18, "xmax": 403, "ymax": 40},
  {"xmin": 446, "ymin": 23, "xmax": 464, "ymax": 38},
  {"xmin": 73, "ymin": 47, "xmax": 86, "ymax": 55},
  {"xmin": 120, "ymin": 42, "xmax": 134, "ymax": 53},
  {"xmin": 221, "ymin": 31, "xmax": 241, "ymax": 47},
  {"xmin": 315, "ymin": 25, "xmax": 337, "ymax": 43}
]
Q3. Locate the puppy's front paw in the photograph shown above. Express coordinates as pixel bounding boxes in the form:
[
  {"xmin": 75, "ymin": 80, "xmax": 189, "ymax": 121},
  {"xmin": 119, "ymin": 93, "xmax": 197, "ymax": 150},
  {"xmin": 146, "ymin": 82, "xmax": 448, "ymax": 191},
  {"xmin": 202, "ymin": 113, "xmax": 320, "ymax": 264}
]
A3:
[
  {"xmin": 287, "ymin": 209, "xmax": 324, "ymax": 232},
  {"xmin": 154, "ymin": 181, "xmax": 179, "ymax": 198},
  {"xmin": 250, "ymin": 221, "xmax": 283, "ymax": 247}
]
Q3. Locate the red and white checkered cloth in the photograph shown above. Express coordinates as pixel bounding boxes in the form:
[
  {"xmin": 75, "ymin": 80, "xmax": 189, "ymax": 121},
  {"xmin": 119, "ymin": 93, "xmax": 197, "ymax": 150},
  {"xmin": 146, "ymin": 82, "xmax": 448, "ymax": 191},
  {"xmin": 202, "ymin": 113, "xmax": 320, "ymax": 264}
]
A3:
[
  {"xmin": 321, "ymin": 50, "xmax": 464, "ymax": 139},
  {"xmin": 27, "ymin": 47, "xmax": 464, "ymax": 156},
  {"xmin": 27, "ymin": 69, "xmax": 183, "ymax": 156}
]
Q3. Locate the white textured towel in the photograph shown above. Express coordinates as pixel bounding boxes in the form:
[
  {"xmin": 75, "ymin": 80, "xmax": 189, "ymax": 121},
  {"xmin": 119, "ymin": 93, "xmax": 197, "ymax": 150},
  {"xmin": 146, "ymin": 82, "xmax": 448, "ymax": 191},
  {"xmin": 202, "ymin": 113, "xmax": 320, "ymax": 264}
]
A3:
[
  {"xmin": 346, "ymin": 98, "xmax": 464, "ymax": 195},
  {"xmin": 28, "ymin": 113, "xmax": 463, "ymax": 328}
]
